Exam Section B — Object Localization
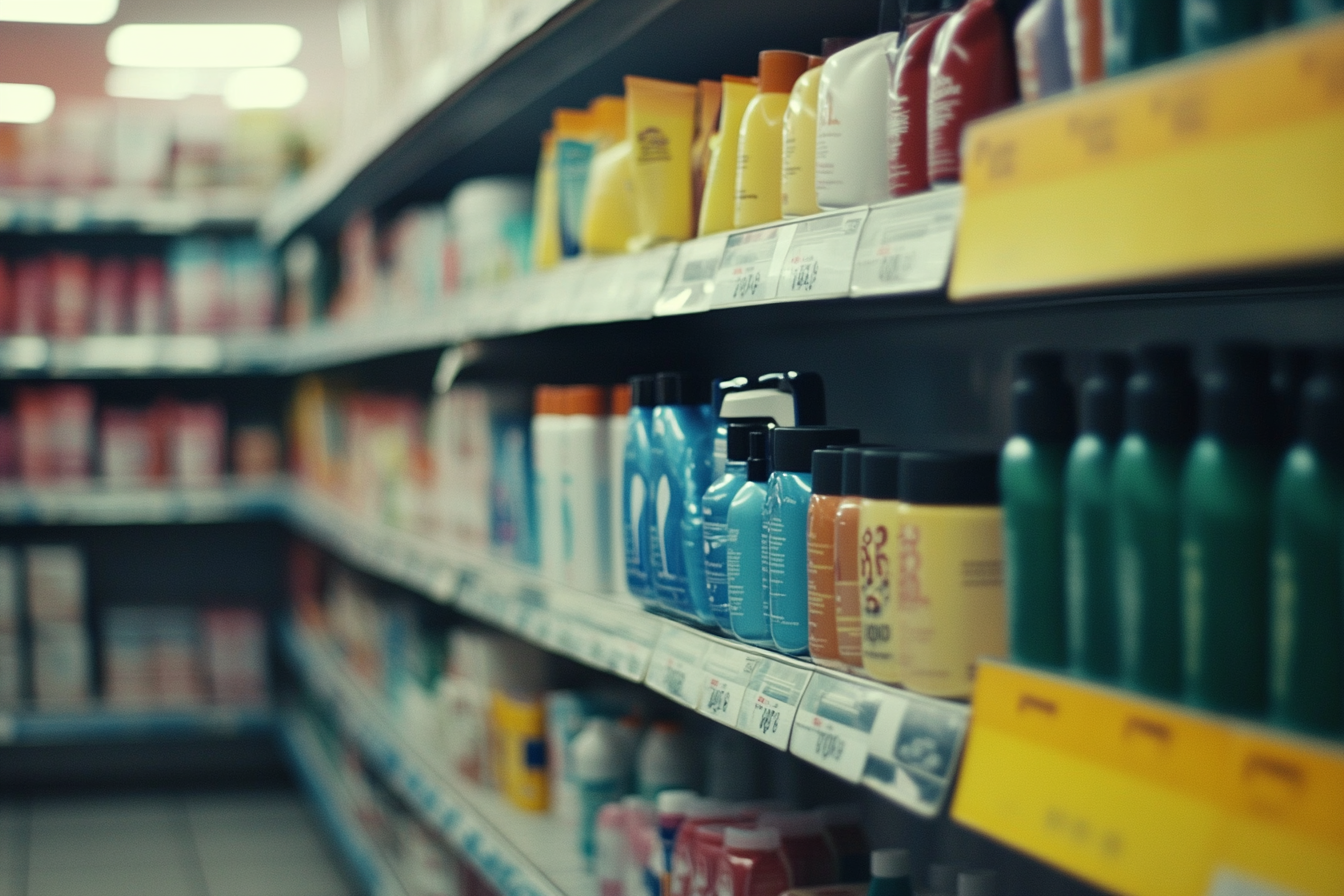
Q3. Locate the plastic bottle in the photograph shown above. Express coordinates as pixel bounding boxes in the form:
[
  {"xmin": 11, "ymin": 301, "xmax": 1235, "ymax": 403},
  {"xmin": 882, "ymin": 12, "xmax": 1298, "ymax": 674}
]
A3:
[
  {"xmin": 781, "ymin": 55, "xmax": 826, "ymax": 218},
  {"xmin": 566, "ymin": 386, "xmax": 612, "ymax": 592},
  {"xmin": 598, "ymin": 802, "xmax": 630, "ymax": 896},
  {"xmin": 859, "ymin": 450, "xmax": 903, "ymax": 684},
  {"xmin": 672, "ymin": 801, "xmax": 744, "ymax": 896},
  {"xmin": 1269, "ymin": 350, "xmax": 1344, "ymax": 736},
  {"xmin": 611, "ymin": 385, "xmax": 633, "ymax": 596},
  {"xmin": 637, "ymin": 721, "xmax": 700, "ymax": 799},
  {"xmin": 533, "ymin": 385, "xmax": 568, "ymax": 580},
  {"xmin": 691, "ymin": 825, "xmax": 729, "ymax": 896},
  {"xmin": 1064, "ymin": 0, "xmax": 1106, "ymax": 86},
  {"xmin": 1113, "ymin": 345, "xmax": 1197, "ymax": 699},
  {"xmin": 699, "ymin": 76, "xmax": 760, "ymax": 237},
  {"xmin": 886, "ymin": 9, "xmax": 955, "ymax": 197},
  {"xmin": 1182, "ymin": 342, "xmax": 1276, "ymax": 716},
  {"xmin": 868, "ymin": 848, "xmax": 913, "ymax": 896},
  {"xmin": 808, "ymin": 449, "xmax": 846, "ymax": 667},
  {"xmin": 1105, "ymin": 0, "xmax": 1181, "ymax": 74},
  {"xmin": 717, "ymin": 828, "xmax": 791, "ymax": 896},
  {"xmin": 657, "ymin": 789, "xmax": 700, "ymax": 886},
  {"xmin": 757, "ymin": 812, "xmax": 838, "ymax": 886},
  {"xmin": 711, "ymin": 378, "xmax": 751, "ymax": 481},
  {"xmin": 816, "ymin": 31, "xmax": 900, "ymax": 209},
  {"xmin": 728, "ymin": 431, "xmax": 773, "ymax": 646},
  {"xmin": 818, "ymin": 805, "xmax": 868, "ymax": 884},
  {"xmin": 705, "ymin": 422, "xmax": 771, "ymax": 633},
  {"xmin": 650, "ymin": 373, "xmax": 715, "ymax": 623},
  {"xmin": 735, "ymin": 51, "xmax": 811, "ymax": 229},
  {"xmin": 575, "ymin": 718, "xmax": 634, "ymax": 869},
  {"xmin": 1001, "ymin": 350, "xmax": 1076, "ymax": 669},
  {"xmin": 768, "ymin": 427, "xmax": 861, "ymax": 655},
  {"xmin": 1064, "ymin": 352, "xmax": 1130, "ymax": 680},
  {"xmin": 834, "ymin": 448, "xmax": 871, "ymax": 670},
  {"xmin": 1016, "ymin": 0, "xmax": 1073, "ymax": 101},
  {"xmin": 625, "ymin": 376, "xmax": 659, "ymax": 604},
  {"xmin": 1182, "ymin": 0, "xmax": 1263, "ymax": 55}
]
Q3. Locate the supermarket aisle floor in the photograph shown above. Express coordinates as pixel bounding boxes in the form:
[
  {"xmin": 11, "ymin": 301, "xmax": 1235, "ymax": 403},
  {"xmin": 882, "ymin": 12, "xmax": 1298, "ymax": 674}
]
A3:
[{"xmin": 0, "ymin": 790, "xmax": 356, "ymax": 896}]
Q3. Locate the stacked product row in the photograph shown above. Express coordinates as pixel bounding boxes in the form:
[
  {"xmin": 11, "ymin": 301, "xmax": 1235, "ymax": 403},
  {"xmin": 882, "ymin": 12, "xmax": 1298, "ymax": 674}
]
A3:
[
  {"xmin": 0, "ymin": 544, "xmax": 268, "ymax": 711},
  {"xmin": 1000, "ymin": 345, "xmax": 1344, "ymax": 737},
  {"xmin": 0, "ymin": 239, "xmax": 278, "ymax": 338},
  {"xmin": 1, "ymin": 385, "xmax": 280, "ymax": 487}
]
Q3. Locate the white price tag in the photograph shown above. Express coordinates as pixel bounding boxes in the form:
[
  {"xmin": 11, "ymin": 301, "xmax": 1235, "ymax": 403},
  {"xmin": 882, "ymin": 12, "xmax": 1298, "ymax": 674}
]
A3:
[
  {"xmin": 791, "ymin": 713, "xmax": 870, "ymax": 782},
  {"xmin": 776, "ymin": 209, "xmax": 868, "ymax": 300},
  {"xmin": 711, "ymin": 224, "xmax": 797, "ymax": 308},
  {"xmin": 696, "ymin": 643, "xmax": 759, "ymax": 726},
  {"xmin": 575, "ymin": 255, "xmax": 632, "ymax": 324},
  {"xmin": 645, "ymin": 627, "xmax": 711, "ymax": 708},
  {"xmin": 849, "ymin": 188, "xmax": 962, "ymax": 297},
  {"xmin": 861, "ymin": 690, "xmax": 969, "ymax": 817},
  {"xmin": 735, "ymin": 659, "xmax": 811, "ymax": 750},
  {"xmin": 654, "ymin": 234, "xmax": 728, "ymax": 315},
  {"xmin": 622, "ymin": 244, "xmax": 678, "ymax": 318}
]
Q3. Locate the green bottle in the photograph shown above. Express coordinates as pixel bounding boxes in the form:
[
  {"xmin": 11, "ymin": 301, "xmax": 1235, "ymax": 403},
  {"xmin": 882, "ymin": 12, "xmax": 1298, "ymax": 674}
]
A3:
[
  {"xmin": 1269, "ymin": 350, "xmax": 1344, "ymax": 736},
  {"xmin": 1182, "ymin": 343, "xmax": 1276, "ymax": 717},
  {"xmin": 1065, "ymin": 353, "xmax": 1130, "ymax": 680},
  {"xmin": 1114, "ymin": 345, "xmax": 1197, "ymax": 699},
  {"xmin": 1106, "ymin": 0, "xmax": 1183, "ymax": 74},
  {"xmin": 1002, "ymin": 350, "xmax": 1077, "ymax": 669},
  {"xmin": 1182, "ymin": 0, "xmax": 1264, "ymax": 54}
]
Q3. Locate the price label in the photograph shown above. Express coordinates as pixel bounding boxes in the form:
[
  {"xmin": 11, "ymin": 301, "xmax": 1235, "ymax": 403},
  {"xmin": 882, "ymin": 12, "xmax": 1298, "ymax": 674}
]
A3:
[
  {"xmin": 849, "ymin": 189, "xmax": 962, "ymax": 298},
  {"xmin": 735, "ymin": 659, "xmax": 811, "ymax": 750},
  {"xmin": 790, "ymin": 672, "xmax": 888, "ymax": 782},
  {"xmin": 776, "ymin": 209, "xmax": 868, "ymax": 300},
  {"xmin": 645, "ymin": 627, "xmax": 711, "ymax": 708},
  {"xmin": 575, "ymin": 255, "xmax": 632, "ymax": 324},
  {"xmin": 711, "ymin": 224, "xmax": 797, "ymax": 308},
  {"xmin": 697, "ymin": 643, "xmax": 759, "ymax": 726},
  {"xmin": 621, "ymin": 244, "xmax": 679, "ymax": 319},
  {"xmin": 863, "ymin": 690, "xmax": 969, "ymax": 817},
  {"xmin": 654, "ymin": 234, "xmax": 729, "ymax": 315}
]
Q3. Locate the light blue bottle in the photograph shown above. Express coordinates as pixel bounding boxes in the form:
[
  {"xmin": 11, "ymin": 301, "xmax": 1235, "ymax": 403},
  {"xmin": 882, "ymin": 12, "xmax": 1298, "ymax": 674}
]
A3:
[
  {"xmin": 649, "ymin": 373, "xmax": 714, "ymax": 622},
  {"xmin": 623, "ymin": 375, "xmax": 658, "ymax": 604},
  {"xmin": 728, "ymin": 432, "xmax": 773, "ymax": 646},
  {"xmin": 678, "ymin": 405, "xmax": 718, "ymax": 626},
  {"xmin": 766, "ymin": 426, "xmax": 861, "ymax": 655},
  {"xmin": 702, "ymin": 422, "xmax": 768, "ymax": 632}
]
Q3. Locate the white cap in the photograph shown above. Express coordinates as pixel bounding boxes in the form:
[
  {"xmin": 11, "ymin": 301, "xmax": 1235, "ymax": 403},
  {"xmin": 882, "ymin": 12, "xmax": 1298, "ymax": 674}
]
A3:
[
  {"xmin": 870, "ymin": 848, "xmax": 910, "ymax": 879},
  {"xmin": 656, "ymin": 789, "xmax": 699, "ymax": 816},
  {"xmin": 928, "ymin": 864, "xmax": 958, "ymax": 895},
  {"xmin": 724, "ymin": 827, "xmax": 781, "ymax": 852},
  {"xmin": 956, "ymin": 870, "xmax": 996, "ymax": 896}
]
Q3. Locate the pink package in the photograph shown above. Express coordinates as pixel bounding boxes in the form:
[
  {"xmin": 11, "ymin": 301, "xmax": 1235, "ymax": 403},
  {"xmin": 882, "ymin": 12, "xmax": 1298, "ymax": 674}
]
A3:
[
  {"xmin": 17, "ymin": 386, "xmax": 95, "ymax": 484},
  {"xmin": 169, "ymin": 402, "xmax": 226, "ymax": 485},
  {"xmin": 13, "ymin": 257, "xmax": 49, "ymax": 335},
  {"xmin": 49, "ymin": 252, "xmax": 91, "ymax": 339},
  {"xmin": 99, "ymin": 408, "xmax": 154, "ymax": 486},
  {"xmin": 130, "ymin": 257, "xmax": 165, "ymax": 335},
  {"xmin": 202, "ymin": 608, "xmax": 267, "ymax": 705},
  {"xmin": 91, "ymin": 257, "xmax": 130, "ymax": 335}
]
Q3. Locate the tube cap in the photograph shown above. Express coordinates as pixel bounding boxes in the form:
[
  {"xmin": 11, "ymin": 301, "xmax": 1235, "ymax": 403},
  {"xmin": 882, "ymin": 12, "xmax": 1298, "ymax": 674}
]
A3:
[
  {"xmin": 656, "ymin": 372, "xmax": 710, "ymax": 406},
  {"xmin": 566, "ymin": 385, "xmax": 608, "ymax": 416},
  {"xmin": 871, "ymin": 848, "xmax": 910, "ymax": 879},
  {"xmin": 1126, "ymin": 344, "xmax": 1196, "ymax": 444},
  {"xmin": 1079, "ymin": 352, "xmax": 1130, "ymax": 441},
  {"xmin": 1300, "ymin": 349, "xmax": 1344, "ymax": 458},
  {"xmin": 728, "ymin": 421, "xmax": 770, "ymax": 462},
  {"xmin": 611, "ymin": 384, "xmax": 632, "ymax": 415},
  {"xmin": 812, "ymin": 449, "xmax": 845, "ymax": 495},
  {"xmin": 747, "ymin": 431, "xmax": 770, "ymax": 483},
  {"xmin": 757, "ymin": 50, "xmax": 810, "ymax": 93},
  {"xmin": 724, "ymin": 827, "xmax": 781, "ymax": 851},
  {"xmin": 899, "ymin": 451, "xmax": 999, "ymax": 505},
  {"xmin": 1200, "ymin": 342, "xmax": 1273, "ymax": 446},
  {"xmin": 1010, "ymin": 350, "xmax": 1076, "ymax": 442},
  {"xmin": 772, "ymin": 426, "xmax": 861, "ymax": 473},
  {"xmin": 630, "ymin": 375, "xmax": 657, "ymax": 408},
  {"xmin": 861, "ymin": 450, "xmax": 902, "ymax": 500},
  {"xmin": 957, "ymin": 870, "xmax": 997, "ymax": 896}
]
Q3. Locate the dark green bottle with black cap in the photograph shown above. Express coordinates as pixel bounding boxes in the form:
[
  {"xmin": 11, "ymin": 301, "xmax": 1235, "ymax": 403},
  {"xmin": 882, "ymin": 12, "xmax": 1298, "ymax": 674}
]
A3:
[
  {"xmin": 1114, "ymin": 344, "xmax": 1197, "ymax": 699},
  {"xmin": 1181, "ymin": 342, "xmax": 1276, "ymax": 716},
  {"xmin": 1001, "ymin": 350, "xmax": 1076, "ymax": 669},
  {"xmin": 1064, "ymin": 352, "xmax": 1130, "ymax": 680},
  {"xmin": 1269, "ymin": 349, "xmax": 1344, "ymax": 736}
]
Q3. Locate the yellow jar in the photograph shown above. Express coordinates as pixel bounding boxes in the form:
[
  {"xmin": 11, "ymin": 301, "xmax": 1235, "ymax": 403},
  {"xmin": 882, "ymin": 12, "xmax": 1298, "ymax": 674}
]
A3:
[
  {"xmin": 858, "ymin": 450, "xmax": 903, "ymax": 684},
  {"xmin": 491, "ymin": 690, "xmax": 549, "ymax": 812}
]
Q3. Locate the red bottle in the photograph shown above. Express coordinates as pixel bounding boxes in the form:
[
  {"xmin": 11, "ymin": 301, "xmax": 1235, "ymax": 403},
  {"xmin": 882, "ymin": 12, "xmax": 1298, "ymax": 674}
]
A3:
[
  {"xmin": 691, "ymin": 824, "xmax": 728, "ymax": 896},
  {"xmin": 716, "ymin": 827, "xmax": 790, "ymax": 896},
  {"xmin": 758, "ymin": 812, "xmax": 838, "ymax": 887},
  {"xmin": 887, "ymin": 12, "xmax": 955, "ymax": 196}
]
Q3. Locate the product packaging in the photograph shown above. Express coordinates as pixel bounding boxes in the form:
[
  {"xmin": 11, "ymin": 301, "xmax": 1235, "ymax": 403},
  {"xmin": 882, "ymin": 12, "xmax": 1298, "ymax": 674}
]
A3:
[
  {"xmin": 735, "ymin": 51, "xmax": 810, "ymax": 228},
  {"xmin": 626, "ymin": 76, "xmax": 698, "ymax": 249},
  {"xmin": 555, "ymin": 108, "xmax": 599, "ymax": 258},
  {"xmin": 859, "ymin": 450, "xmax": 902, "ymax": 683},
  {"xmin": 50, "ymin": 252, "xmax": 91, "ymax": 339},
  {"xmin": 704, "ymin": 422, "xmax": 771, "ymax": 632},
  {"xmin": 533, "ymin": 386, "xmax": 568, "ymax": 580},
  {"xmin": 806, "ymin": 449, "xmax": 845, "ymax": 665},
  {"xmin": 886, "ymin": 12, "xmax": 953, "ymax": 197},
  {"xmin": 583, "ymin": 140, "xmax": 639, "ymax": 255},
  {"xmin": 781, "ymin": 55, "xmax": 825, "ymax": 218},
  {"xmin": 448, "ymin": 177, "xmax": 534, "ymax": 289},
  {"xmin": 649, "ymin": 373, "xmax": 714, "ymax": 624},
  {"xmin": 609, "ymin": 385, "xmax": 633, "ymax": 595},
  {"xmin": 698, "ymin": 75, "xmax": 758, "ymax": 237},
  {"xmin": 832, "ymin": 448, "xmax": 872, "ymax": 671},
  {"xmin": 636, "ymin": 721, "xmax": 699, "ymax": 800},
  {"xmin": 756, "ymin": 812, "xmax": 838, "ymax": 886},
  {"xmin": 624, "ymin": 376, "xmax": 658, "ymax": 603},
  {"xmin": 727, "ymin": 431, "xmax": 773, "ymax": 645},
  {"xmin": 692, "ymin": 80, "xmax": 724, "ymax": 225},
  {"xmin": 493, "ymin": 690, "xmax": 550, "ymax": 812},
  {"xmin": 717, "ymin": 827, "xmax": 790, "ymax": 896},
  {"xmin": 868, "ymin": 849, "xmax": 913, "ymax": 896},
  {"xmin": 565, "ymin": 386, "xmax": 613, "ymax": 592},
  {"xmin": 816, "ymin": 34, "xmax": 899, "ymax": 209},
  {"xmin": 1015, "ymin": 0, "xmax": 1073, "ymax": 101}
]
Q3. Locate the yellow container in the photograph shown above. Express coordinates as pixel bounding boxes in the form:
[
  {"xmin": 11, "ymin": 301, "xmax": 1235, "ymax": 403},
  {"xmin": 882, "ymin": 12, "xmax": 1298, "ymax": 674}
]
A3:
[
  {"xmin": 858, "ymin": 450, "xmax": 902, "ymax": 684},
  {"xmin": 780, "ymin": 56, "xmax": 824, "ymax": 218},
  {"xmin": 698, "ymin": 75, "xmax": 757, "ymax": 237},
  {"xmin": 625, "ymin": 75, "xmax": 698, "ymax": 250},
  {"xmin": 734, "ymin": 50, "xmax": 810, "ymax": 229},
  {"xmin": 530, "ymin": 131, "xmax": 561, "ymax": 271},
  {"xmin": 491, "ymin": 690, "xmax": 549, "ymax": 812}
]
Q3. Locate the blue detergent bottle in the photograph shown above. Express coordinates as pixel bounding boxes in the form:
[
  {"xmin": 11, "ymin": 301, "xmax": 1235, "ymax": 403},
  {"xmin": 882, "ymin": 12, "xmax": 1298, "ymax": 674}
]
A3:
[
  {"xmin": 649, "ymin": 373, "xmax": 714, "ymax": 621},
  {"xmin": 703, "ymin": 421, "xmax": 771, "ymax": 632},
  {"xmin": 728, "ymin": 431, "xmax": 774, "ymax": 645},
  {"xmin": 623, "ymin": 375, "xmax": 658, "ymax": 604}
]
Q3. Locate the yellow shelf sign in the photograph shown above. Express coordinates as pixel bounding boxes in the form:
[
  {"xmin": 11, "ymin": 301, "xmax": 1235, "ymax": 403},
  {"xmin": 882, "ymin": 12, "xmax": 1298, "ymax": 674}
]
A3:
[
  {"xmin": 949, "ymin": 17, "xmax": 1344, "ymax": 301},
  {"xmin": 952, "ymin": 661, "xmax": 1344, "ymax": 896}
]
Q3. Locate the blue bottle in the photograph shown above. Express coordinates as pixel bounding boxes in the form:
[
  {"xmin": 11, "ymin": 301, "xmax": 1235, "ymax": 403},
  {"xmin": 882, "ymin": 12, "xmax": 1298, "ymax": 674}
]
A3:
[
  {"xmin": 767, "ymin": 426, "xmax": 861, "ymax": 655},
  {"xmin": 728, "ymin": 431, "xmax": 772, "ymax": 646},
  {"xmin": 623, "ymin": 375, "xmax": 658, "ymax": 604},
  {"xmin": 649, "ymin": 373, "xmax": 714, "ymax": 622},
  {"xmin": 703, "ymin": 421, "xmax": 770, "ymax": 633}
]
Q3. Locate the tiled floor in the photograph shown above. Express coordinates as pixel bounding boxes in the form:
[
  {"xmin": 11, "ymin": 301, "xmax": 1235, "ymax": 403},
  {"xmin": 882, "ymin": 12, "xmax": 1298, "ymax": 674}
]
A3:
[{"xmin": 0, "ymin": 791, "xmax": 356, "ymax": 896}]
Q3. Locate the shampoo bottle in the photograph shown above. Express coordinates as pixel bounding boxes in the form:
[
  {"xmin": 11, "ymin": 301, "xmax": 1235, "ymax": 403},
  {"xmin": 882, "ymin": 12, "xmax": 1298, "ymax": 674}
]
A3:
[
  {"xmin": 816, "ymin": 31, "xmax": 900, "ymax": 209},
  {"xmin": 886, "ymin": 8, "xmax": 955, "ymax": 197},
  {"xmin": 533, "ymin": 385, "xmax": 568, "ymax": 581},
  {"xmin": 610, "ymin": 385, "xmax": 632, "ymax": 596},
  {"xmin": 1113, "ymin": 345, "xmax": 1197, "ymax": 698},
  {"xmin": 1269, "ymin": 350, "xmax": 1344, "ymax": 736},
  {"xmin": 834, "ymin": 447, "xmax": 873, "ymax": 670},
  {"xmin": 704, "ymin": 422, "xmax": 769, "ymax": 633},
  {"xmin": 565, "ymin": 386, "xmax": 612, "ymax": 592},
  {"xmin": 781, "ymin": 54, "xmax": 826, "ymax": 218},
  {"xmin": 574, "ymin": 718, "xmax": 633, "ymax": 869},
  {"xmin": 699, "ymin": 76, "xmax": 759, "ymax": 237},
  {"xmin": 1000, "ymin": 350, "xmax": 1076, "ymax": 669},
  {"xmin": 1064, "ymin": 352, "xmax": 1130, "ymax": 679},
  {"xmin": 650, "ymin": 373, "xmax": 715, "ymax": 623},
  {"xmin": 1182, "ymin": 343, "xmax": 1276, "ymax": 716},
  {"xmin": 624, "ymin": 376, "xmax": 658, "ymax": 603},
  {"xmin": 734, "ymin": 51, "xmax": 810, "ymax": 229},
  {"xmin": 869, "ymin": 849, "xmax": 914, "ymax": 896},
  {"xmin": 807, "ymin": 449, "xmax": 846, "ymax": 666},
  {"xmin": 859, "ymin": 450, "xmax": 903, "ymax": 684},
  {"xmin": 728, "ymin": 431, "xmax": 772, "ymax": 646}
]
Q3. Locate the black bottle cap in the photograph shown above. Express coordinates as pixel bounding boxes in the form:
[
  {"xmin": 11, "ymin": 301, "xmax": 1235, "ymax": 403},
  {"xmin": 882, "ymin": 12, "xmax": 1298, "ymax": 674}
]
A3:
[
  {"xmin": 1200, "ymin": 342, "xmax": 1273, "ymax": 446},
  {"xmin": 1079, "ymin": 352, "xmax": 1131, "ymax": 441},
  {"xmin": 840, "ymin": 445, "xmax": 891, "ymax": 495},
  {"xmin": 746, "ymin": 431, "xmax": 770, "ymax": 483},
  {"xmin": 655, "ymin": 372, "xmax": 709, "ymax": 406},
  {"xmin": 630, "ymin": 375, "xmax": 657, "ymax": 408},
  {"xmin": 1126, "ymin": 344, "xmax": 1197, "ymax": 445},
  {"xmin": 899, "ymin": 451, "xmax": 1000, "ymax": 505},
  {"xmin": 1272, "ymin": 346, "xmax": 1312, "ymax": 451},
  {"xmin": 727, "ymin": 421, "xmax": 770, "ymax": 462},
  {"xmin": 812, "ymin": 449, "xmax": 845, "ymax": 496},
  {"xmin": 1010, "ymin": 350, "xmax": 1076, "ymax": 443},
  {"xmin": 1300, "ymin": 349, "xmax": 1344, "ymax": 460},
  {"xmin": 772, "ymin": 427, "xmax": 861, "ymax": 473},
  {"xmin": 861, "ymin": 450, "xmax": 902, "ymax": 500}
]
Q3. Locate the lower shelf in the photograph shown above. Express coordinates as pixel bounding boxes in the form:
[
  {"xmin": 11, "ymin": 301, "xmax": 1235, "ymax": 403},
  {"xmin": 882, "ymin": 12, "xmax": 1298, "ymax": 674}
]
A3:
[{"xmin": 0, "ymin": 704, "xmax": 274, "ymax": 745}]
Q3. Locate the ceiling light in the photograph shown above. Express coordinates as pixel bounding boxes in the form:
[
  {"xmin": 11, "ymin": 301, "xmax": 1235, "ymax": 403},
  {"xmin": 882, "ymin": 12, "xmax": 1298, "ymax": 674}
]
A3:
[
  {"xmin": 223, "ymin": 68, "xmax": 307, "ymax": 110},
  {"xmin": 105, "ymin": 67, "xmax": 196, "ymax": 100},
  {"xmin": 0, "ymin": 0, "xmax": 117, "ymax": 24},
  {"xmin": 0, "ymin": 83, "xmax": 55, "ymax": 123},
  {"xmin": 107, "ymin": 24, "xmax": 302, "ymax": 69}
]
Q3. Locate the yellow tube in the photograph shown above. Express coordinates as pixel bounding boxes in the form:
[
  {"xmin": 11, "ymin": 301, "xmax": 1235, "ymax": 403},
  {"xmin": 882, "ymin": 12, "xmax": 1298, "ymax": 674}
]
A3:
[
  {"xmin": 624, "ymin": 75, "xmax": 697, "ymax": 250},
  {"xmin": 734, "ymin": 50, "xmax": 809, "ymax": 229},
  {"xmin": 691, "ymin": 79, "xmax": 722, "ymax": 230},
  {"xmin": 781, "ymin": 56, "xmax": 824, "ymax": 218},
  {"xmin": 587, "ymin": 95, "xmax": 627, "ymax": 147},
  {"xmin": 580, "ymin": 139, "xmax": 637, "ymax": 255},
  {"xmin": 696, "ymin": 75, "xmax": 756, "ymax": 237},
  {"xmin": 530, "ymin": 131, "xmax": 561, "ymax": 270}
]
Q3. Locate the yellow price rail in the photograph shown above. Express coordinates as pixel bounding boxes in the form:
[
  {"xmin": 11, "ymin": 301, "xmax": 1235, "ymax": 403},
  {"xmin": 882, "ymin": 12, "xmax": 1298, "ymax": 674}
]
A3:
[
  {"xmin": 949, "ymin": 16, "xmax": 1344, "ymax": 301},
  {"xmin": 952, "ymin": 661, "xmax": 1344, "ymax": 896}
]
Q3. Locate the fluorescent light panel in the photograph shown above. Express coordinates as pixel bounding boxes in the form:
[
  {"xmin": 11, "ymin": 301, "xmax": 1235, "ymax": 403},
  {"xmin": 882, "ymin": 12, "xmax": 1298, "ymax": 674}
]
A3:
[
  {"xmin": 0, "ymin": 0, "xmax": 117, "ymax": 24},
  {"xmin": 0, "ymin": 83, "xmax": 55, "ymax": 123},
  {"xmin": 223, "ymin": 67, "xmax": 307, "ymax": 109},
  {"xmin": 105, "ymin": 67, "xmax": 195, "ymax": 100},
  {"xmin": 106, "ymin": 24, "xmax": 302, "ymax": 68}
]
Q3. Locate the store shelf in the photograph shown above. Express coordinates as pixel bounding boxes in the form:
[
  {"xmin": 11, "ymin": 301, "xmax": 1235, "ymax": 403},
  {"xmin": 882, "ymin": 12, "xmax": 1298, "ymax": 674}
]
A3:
[
  {"xmin": 952, "ymin": 661, "xmax": 1344, "ymax": 896},
  {"xmin": 282, "ymin": 623, "xmax": 592, "ymax": 896},
  {"xmin": 278, "ymin": 713, "xmax": 412, "ymax": 896},
  {"xmin": 0, "ymin": 481, "xmax": 288, "ymax": 525},
  {"xmin": 0, "ymin": 188, "xmax": 267, "ymax": 234},
  {"xmin": 0, "ymin": 704, "xmax": 273, "ymax": 745}
]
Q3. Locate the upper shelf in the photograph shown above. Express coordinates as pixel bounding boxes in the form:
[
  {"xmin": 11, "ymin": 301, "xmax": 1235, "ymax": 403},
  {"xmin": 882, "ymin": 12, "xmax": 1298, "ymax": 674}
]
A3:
[{"xmin": 0, "ymin": 188, "xmax": 266, "ymax": 235}]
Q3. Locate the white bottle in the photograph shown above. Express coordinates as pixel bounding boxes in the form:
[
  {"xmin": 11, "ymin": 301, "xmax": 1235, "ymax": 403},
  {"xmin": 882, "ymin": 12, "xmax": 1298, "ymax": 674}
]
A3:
[
  {"xmin": 532, "ymin": 385, "xmax": 568, "ymax": 580},
  {"xmin": 636, "ymin": 721, "xmax": 699, "ymax": 799},
  {"xmin": 957, "ymin": 870, "xmax": 996, "ymax": 896},
  {"xmin": 609, "ymin": 386, "xmax": 631, "ymax": 596},
  {"xmin": 815, "ymin": 33, "xmax": 900, "ymax": 209},
  {"xmin": 574, "ymin": 718, "xmax": 632, "ymax": 869},
  {"xmin": 565, "ymin": 385, "xmax": 612, "ymax": 592}
]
